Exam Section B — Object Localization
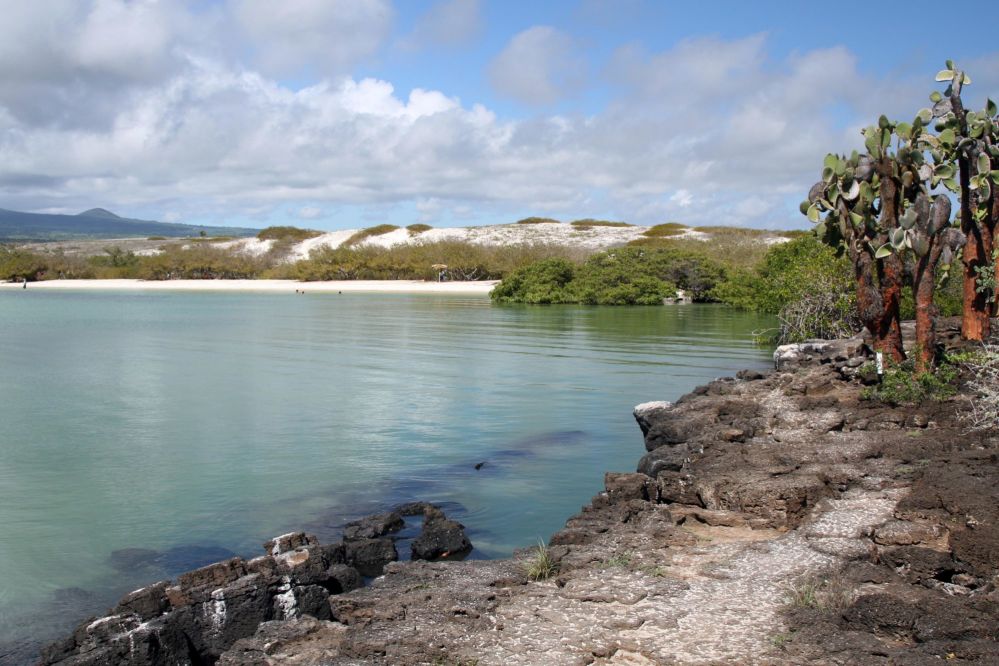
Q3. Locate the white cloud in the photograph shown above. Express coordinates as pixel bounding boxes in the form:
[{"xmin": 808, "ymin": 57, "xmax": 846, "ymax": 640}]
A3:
[
  {"xmin": 229, "ymin": 0, "xmax": 393, "ymax": 77},
  {"xmin": 670, "ymin": 190, "xmax": 693, "ymax": 207},
  {"xmin": 401, "ymin": 0, "xmax": 482, "ymax": 51},
  {"xmin": 0, "ymin": 0, "xmax": 198, "ymax": 129},
  {"xmin": 488, "ymin": 26, "xmax": 586, "ymax": 105},
  {"xmin": 2, "ymin": 11, "xmax": 998, "ymax": 231}
]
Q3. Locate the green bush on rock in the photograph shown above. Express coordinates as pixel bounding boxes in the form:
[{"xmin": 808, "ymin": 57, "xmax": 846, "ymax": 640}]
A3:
[
  {"xmin": 491, "ymin": 247, "xmax": 724, "ymax": 306},
  {"xmin": 490, "ymin": 258, "xmax": 577, "ymax": 303}
]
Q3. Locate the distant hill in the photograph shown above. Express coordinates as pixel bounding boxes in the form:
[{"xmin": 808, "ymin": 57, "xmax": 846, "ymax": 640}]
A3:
[
  {"xmin": 77, "ymin": 208, "xmax": 121, "ymax": 219},
  {"xmin": 0, "ymin": 207, "xmax": 259, "ymax": 241}
]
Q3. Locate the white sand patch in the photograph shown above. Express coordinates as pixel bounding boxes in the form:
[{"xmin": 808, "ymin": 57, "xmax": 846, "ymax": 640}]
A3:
[
  {"xmin": 678, "ymin": 229, "xmax": 710, "ymax": 241},
  {"xmin": 211, "ymin": 238, "xmax": 274, "ymax": 256},
  {"xmin": 418, "ymin": 227, "xmax": 470, "ymax": 243},
  {"xmin": 280, "ymin": 223, "xmax": 650, "ymax": 259},
  {"xmin": 289, "ymin": 230, "xmax": 358, "ymax": 260},
  {"xmin": 764, "ymin": 236, "xmax": 792, "ymax": 245},
  {"xmin": 357, "ymin": 228, "xmax": 412, "ymax": 248}
]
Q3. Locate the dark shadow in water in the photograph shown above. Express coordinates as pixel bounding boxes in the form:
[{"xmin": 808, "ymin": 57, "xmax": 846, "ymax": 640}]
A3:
[
  {"xmin": 109, "ymin": 544, "xmax": 237, "ymax": 576},
  {"xmin": 0, "ymin": 586, "xmax": 114, "ymax": 666}
]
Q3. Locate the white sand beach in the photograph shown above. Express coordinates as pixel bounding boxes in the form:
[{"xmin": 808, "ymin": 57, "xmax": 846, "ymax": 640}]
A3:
[{"xmin": 0, "ymin": 279, "xmax": 498, "ymax": 294}]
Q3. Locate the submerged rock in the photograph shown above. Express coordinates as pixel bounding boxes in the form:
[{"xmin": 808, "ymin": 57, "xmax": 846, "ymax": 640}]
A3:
[
  {"xmin": 411, "ymin": 513, "xmax": 472, "ymax": 561},
  {"xmin": 342, "ymin": 511, "xmax": 404, "ymax": 541},
  {"xmin": 42, "ymin": 500, "xmax": 476, "ymax": 665},
  {"xmin": 344, "ymin": 537, "xmax": 397, "ymax": 576}
]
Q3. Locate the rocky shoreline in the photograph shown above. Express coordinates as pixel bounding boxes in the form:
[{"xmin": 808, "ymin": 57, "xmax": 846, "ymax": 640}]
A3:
[{"xmin": 38, "ymin": 321, "xmax": 999, "ymax": 664}]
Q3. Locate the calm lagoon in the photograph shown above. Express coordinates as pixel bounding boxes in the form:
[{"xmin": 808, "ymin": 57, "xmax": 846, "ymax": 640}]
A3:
[{"xmin": 0, "ymin": 290, "xmax": 773, "ymax": 658}]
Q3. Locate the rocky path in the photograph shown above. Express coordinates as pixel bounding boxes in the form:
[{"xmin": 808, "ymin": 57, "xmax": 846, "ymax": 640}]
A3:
[{"xmin": 448, "ymin": 484, "xmax": 901, "ymax": 664}]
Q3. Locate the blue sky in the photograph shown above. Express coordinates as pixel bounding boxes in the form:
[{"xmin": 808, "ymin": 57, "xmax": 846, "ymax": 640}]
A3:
[{"xmin": 1, "ymin": 0, "xmax": 997, "ymax": 231}]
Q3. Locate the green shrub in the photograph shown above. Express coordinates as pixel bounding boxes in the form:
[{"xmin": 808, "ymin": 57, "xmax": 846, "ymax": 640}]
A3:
[
  {"xmin": 406, "ymin": 223, "xmax": 432, "ymax": 235},
  {"xmin": 136, "ymin": 244, "xmax": 269, "ymax": 280},
  {"xmin": 861, "ymin": 358, "xmax": 959, "ymax": 405},
  {"xmin": 0, "ymin": 245, "xmax": 49, "ymax": 281},
  {"xmin": 146, "ymin": 236, "xmax": 167, "ymax": 241},
  {"xmin": 256, "ymin": 226, "xmax": 321, "ymax": 242},
  {"xmin": 516, "ymin": 217, "xmax": 560, "ymax": 225},
  {"xmin": 900, "ymin": 278, "xmax": 963, "ymax": 319},
  {"xmin": 740, "ymin": 236, "xmax": 852, "ymax": 314},
  {"xmin": 85, "ymin": 246, "xmax": 142, "ymax": 278},
  {"xmin": 491, "ymin": 258, "xmax": 577, "ymax": 303},
  {"xmin": 491, "ymin": 246, "xmax": 724, "ymax": 305},
  {"xmin": 342, "ymin": 224, "xmax": 400, "ymax": 247}
]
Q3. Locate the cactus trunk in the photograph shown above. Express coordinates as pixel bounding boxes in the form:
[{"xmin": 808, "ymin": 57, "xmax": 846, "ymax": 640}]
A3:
[
  {"xmin": 913, "ymin": 239, "xmax": 947, "ymax": 374},
  {"xmin": 873, "ymin": 158, "xmax": 906, "ymax": 362},
  {"xmin": 960, "ymin": 152, "xmax": 992, "ymax": 340}
]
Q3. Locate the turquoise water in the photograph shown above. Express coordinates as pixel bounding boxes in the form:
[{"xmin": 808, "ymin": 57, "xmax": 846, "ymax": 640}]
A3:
[{"xmin": 0, "ymin": 290, "xmax": 772, "ymax": 657}]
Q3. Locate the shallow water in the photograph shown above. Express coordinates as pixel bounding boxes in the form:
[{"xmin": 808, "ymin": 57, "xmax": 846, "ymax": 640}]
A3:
[{"xmin": 0, "ymin": 290, "xmax": 773, "ymax": 657}]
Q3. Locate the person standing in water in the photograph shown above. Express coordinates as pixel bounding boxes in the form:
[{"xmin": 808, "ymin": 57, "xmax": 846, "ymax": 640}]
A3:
[{"xmin": 22, "ymin": 277, "xmax": 27, "ymax": 289}]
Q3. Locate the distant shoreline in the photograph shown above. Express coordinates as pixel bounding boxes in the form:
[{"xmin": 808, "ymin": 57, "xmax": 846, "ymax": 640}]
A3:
[{"xmin": 0, "ymin": 279, "xmax": 498, "ymax": 294}]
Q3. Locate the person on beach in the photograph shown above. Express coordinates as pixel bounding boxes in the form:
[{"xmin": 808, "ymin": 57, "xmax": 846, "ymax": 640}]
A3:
[{"xmin": 22, "ymin": 277, "xmax": 27, "ymax": 289}]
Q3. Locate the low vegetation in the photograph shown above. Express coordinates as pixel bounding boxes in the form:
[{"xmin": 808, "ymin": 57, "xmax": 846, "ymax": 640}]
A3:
[
  {"xmin": 570, "ymin": 219, "xmax": 633, "ymax": 229},
  {"xmin": 783, "ymin": 576, "xmax": 855, "ymax": 611},
  {"xmin": 961, "ymin": 345, "xmax": 999, "ymax": 431},
  {"xmin": 516, "ymin": 217, "xmax": 560, "ymax": 225},
  {"xmin": 0, "ymin": 245, "xmax": 49, "ymax": 281},
  {"xmin": 1, "ymin": 242, "xmax": 271, "ymax": 281},
  {"xmin": 861, "ymin": 357, "xmax": 959, "ymax": 405},
  {"xmin": 642, "ymin": 222, "xmax": 688, "ymax": 238},
  {"xmin": 293, "ymin": 240, "xmax": 587, "ymax": 282},
  {"xmin": 693, "ymin": 226, "xmax": 802, "ymax": 239},
  {"xmin": 492, "ymin": 246, "xmax": 724, "ymax": 305},
  {"xmin": 523, "ymin": 540, "xmax": 558, "ymax": 581},
  {"xmin": 342, "ymin": 224, "xmax": 400, "ymax": 247},
  {"xmin": 256, "ymin": 226, "xmax": 321, "ymax": 242},
  {"xmin": 406, "ymin": 223, "xmax": 432, "ymax": 235}
]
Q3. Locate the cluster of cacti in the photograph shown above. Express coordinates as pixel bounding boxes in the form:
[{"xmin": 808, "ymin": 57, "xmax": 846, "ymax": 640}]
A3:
[{"xmin": 802, "ymin": 60, "xmax": 998, "ymax": 372}]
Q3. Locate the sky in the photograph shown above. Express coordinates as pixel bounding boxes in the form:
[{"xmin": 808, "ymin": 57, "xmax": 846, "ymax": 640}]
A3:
[{"xmin": 1, "ymin": 1, "xmax": 998, "ymax": 231}]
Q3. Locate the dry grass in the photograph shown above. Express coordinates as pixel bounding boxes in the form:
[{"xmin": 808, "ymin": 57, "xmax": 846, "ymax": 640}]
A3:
[
  {"xmin": 406, "ymin": 223, "xmax": 432, "ymax": 236},
  {"xmin": 343, "ymin": 224, "xmax": 401, "ymax": 247},
  {"xmin": 960, "ymin": 344, "xmax": 999, "ymax": 431},
  {"xmin": 783, "ymin": 576, "xmax": 855, "ymax": 611},
  {"xmin": 628, "ymin": 234, "xmax": 772, "ymax": 270},
  {"xmin": 694, "ymin": 225, "xmax": 807, "ymax": 240},
  {"xmin": 295, "ymin": 239, "xmax": 592, "ymax": 282},
  {"xmin": 516, "ymin": 217, "xmax": 561, "ymax": 225},
  {"xmin": 256, "ymin": 226, "xmax": 322, "ymax": 242},
  {"xmin": 643, "ymin": 222, "xmax": 689, "ymax": 238},
  {"xmin": 570, "ymin": 219, "xmax": 633, "ymax": 229},
  {"xmin": 523, "ymin": 540, "xmax": 559, "ymax": 581}
]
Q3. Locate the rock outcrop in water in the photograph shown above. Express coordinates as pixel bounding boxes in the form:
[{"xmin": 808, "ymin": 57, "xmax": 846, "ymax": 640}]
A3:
[
  {"xmin": 41, "ymin": 320, "xmax": 999, "ymax": 664},
  {"xmin": 40, "ymin": 507, "xmax": 471, "ymax": 665}
]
